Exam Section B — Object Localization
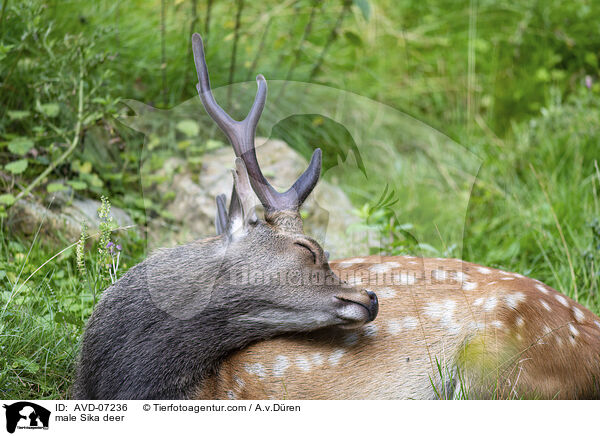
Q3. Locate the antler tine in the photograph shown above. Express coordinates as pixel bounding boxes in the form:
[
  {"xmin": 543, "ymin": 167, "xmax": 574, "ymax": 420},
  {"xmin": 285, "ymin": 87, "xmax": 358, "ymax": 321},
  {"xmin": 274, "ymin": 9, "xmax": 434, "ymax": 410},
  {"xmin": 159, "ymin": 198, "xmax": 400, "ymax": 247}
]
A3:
[
  {"xmin": 192, "ymin": 33, "xmax": 236, "ymax": 134},
  {"xmin": 290, "ymin": 149, "xmax": 322, "ymax": 207},
  {"xmin": 192, "ymin": 32, "xmax": 322, "ymax": 213}
]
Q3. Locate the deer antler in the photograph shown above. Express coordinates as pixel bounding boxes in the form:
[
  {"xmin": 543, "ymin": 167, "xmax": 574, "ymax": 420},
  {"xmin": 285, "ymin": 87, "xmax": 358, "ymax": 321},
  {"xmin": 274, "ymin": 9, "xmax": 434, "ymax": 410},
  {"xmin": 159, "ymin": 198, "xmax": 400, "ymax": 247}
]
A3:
[{"xmin": 192, "ymin": 33, "xmax": 322, "ymax": 213}]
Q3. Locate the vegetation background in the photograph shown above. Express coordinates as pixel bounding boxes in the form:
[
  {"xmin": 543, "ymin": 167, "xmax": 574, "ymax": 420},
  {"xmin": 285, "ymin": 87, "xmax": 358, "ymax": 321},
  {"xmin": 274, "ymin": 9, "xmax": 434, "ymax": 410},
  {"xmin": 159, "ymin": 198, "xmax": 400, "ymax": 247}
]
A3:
[{"xmin": 1, "ymin": 0, "xmax": 599, "ymax": 399}]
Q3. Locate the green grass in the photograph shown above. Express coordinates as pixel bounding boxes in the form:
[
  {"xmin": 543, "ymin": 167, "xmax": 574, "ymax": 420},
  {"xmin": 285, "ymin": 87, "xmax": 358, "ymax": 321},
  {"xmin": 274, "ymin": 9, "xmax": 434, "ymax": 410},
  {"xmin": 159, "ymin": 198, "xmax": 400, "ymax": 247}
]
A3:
[
  {"xmin": 0, "ymin": 0, "xmax": 599, "ymax": 399},
  {"xmin": 0, "ymin": 216, "xmax": 144, "ymax": 398}
]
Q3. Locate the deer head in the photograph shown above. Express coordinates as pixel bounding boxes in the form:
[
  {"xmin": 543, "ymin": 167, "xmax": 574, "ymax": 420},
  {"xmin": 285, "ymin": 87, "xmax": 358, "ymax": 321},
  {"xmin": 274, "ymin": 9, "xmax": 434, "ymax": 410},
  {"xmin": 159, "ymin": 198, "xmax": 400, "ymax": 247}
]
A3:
[
  {"xmin": 191, "ymin": 32, "xmax": 377, "ymax": 329},
  {"xmin": 72, "ymin": 33, "xmax": 377, "ymax": 400}
]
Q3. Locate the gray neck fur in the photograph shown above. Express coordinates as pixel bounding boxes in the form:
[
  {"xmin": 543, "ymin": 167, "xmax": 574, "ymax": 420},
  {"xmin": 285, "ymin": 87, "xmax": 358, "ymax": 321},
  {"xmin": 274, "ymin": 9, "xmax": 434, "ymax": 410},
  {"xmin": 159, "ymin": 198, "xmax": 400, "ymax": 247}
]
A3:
[{"xmin": 72, "ymin": 238, "xmax": 288, "ymax": 399}]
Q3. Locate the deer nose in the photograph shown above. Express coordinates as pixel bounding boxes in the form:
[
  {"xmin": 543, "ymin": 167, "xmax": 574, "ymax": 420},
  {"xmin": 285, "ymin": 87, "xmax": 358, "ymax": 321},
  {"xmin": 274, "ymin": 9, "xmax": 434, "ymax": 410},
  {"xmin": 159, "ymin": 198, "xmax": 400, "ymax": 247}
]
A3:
[
  {"xmin": 335, "ymin": 288, "xmax": 379, "ymax": 324},
  {"xmin": 366, "ymin": 290, "xmax": 379, "ymax": 321}
]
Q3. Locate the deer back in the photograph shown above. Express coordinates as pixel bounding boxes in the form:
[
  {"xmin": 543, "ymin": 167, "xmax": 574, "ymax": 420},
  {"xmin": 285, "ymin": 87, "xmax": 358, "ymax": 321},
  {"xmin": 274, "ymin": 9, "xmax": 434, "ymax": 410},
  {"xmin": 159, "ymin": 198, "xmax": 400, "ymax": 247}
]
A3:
[{"xmin": 196, "ymin": 256, "xmax": 600, "ymax": 399}]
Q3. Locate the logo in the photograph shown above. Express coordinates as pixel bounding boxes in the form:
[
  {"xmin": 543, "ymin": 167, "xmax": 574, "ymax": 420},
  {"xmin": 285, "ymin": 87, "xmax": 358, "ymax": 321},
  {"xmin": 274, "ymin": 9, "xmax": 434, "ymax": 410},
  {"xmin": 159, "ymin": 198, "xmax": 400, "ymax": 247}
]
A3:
[{"xmin": 3, "ymin": 402, "xmax": 50, "ymax": 434}]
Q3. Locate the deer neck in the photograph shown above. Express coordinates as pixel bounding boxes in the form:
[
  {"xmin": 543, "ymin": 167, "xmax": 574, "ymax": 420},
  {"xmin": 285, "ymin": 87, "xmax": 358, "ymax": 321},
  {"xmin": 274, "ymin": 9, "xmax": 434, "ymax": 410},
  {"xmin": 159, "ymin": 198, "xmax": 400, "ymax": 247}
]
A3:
[
  {"xmin": 139, "ymin": 240, "xmax": 281, "ymax": 398},
  {"xmin": 76, "ymin": 239, "xmax": 280, "ymax": 400},
  {"xmin": 166, "ymin": 300, "xmax": 273, "ymax": 399}
]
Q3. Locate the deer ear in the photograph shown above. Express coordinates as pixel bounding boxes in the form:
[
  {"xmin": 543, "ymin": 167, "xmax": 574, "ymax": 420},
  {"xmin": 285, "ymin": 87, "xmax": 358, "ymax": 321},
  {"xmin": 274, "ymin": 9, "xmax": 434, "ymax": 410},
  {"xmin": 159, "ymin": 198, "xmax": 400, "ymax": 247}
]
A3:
[
  {"xmin": 226, "ymin": 158, "xmax": 258, "ymax": 237},
  {"xmin": 215, "ymin": 194, "xmax": 228, "ymax": 236}
]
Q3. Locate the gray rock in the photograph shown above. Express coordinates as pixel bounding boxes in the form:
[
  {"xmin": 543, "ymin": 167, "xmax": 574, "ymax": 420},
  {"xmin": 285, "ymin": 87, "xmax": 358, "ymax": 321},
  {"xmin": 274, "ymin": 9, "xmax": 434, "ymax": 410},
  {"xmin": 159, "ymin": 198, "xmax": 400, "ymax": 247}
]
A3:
[
  {"xmin": 148, "ymin": 138, "xmax": 368, "ymax": 258},
  {"xmin": 8, "ymin": 197, "xmax": 135, "ymax": 242}
]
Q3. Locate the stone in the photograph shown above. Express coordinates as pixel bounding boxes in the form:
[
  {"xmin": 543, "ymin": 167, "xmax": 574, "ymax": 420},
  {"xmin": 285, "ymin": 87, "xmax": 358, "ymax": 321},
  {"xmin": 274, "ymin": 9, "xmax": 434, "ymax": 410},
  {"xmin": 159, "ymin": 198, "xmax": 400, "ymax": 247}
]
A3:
[
  {"xmin": 147, "ymin": 138, "xmax": 367, "ymax": 258},
  {"xmin": 7, "ymin": 197, "xmax": 135, "ymax": 242}
]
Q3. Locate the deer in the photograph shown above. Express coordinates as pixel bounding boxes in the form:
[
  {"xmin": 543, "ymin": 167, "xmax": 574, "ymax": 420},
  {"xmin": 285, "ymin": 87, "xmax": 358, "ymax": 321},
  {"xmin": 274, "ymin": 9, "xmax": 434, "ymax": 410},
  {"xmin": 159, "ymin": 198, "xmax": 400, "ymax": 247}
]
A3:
[
  {"xmin": 196, "ymin": 193, "xmax": 600, "ymax": 400},
  {"xmin": 71, "ymin": 33, "xmax": 378, "ymax": 400},
  {"xmin": 188, "ymin": 36, "xmax": 600, "ymax": 400}
]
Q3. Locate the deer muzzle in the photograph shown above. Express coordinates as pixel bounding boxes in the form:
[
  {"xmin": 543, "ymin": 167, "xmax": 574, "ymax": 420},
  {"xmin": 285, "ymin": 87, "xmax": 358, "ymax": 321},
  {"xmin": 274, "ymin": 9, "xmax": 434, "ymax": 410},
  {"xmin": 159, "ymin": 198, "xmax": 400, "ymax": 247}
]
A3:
[{"xmin": 334, "ymin": 289, "xmax": 379, "ymax": 327}]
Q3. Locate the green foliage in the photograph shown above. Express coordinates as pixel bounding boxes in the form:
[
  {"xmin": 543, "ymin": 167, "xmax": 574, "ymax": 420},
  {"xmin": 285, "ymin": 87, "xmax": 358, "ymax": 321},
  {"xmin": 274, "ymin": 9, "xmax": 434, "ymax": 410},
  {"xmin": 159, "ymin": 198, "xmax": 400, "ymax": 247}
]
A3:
[
  {"xmin": 351, "ymin": 185, "xmax": 426, "ymax": 256},
  {"xmin": 76, "ymin": 221, "xmax": 87, "ymax": 276},
  {"xmin": 0, "ymin": 210, "xmax": 144, "ymax": 399},
  {"xmin": 0, "ymin": 194, "xmax": 16, "ymax": 206},
  {"xmin": 8, "ymin": 137, "xmax": 34, "ymax": 156},
  {"xmin": 1, "ymin": 0, "xmax": 599, "ymax": 400},
  {"xmin": 4, "ymin": 159, "xmax": 27, "ymax": 174},
  {"xmin": 0, "ymin": 0, "xmax": 141, "ymax": 218},
  {"xmin": 97, "ymin": 196, "xmax": 117, "ymax": 284}
]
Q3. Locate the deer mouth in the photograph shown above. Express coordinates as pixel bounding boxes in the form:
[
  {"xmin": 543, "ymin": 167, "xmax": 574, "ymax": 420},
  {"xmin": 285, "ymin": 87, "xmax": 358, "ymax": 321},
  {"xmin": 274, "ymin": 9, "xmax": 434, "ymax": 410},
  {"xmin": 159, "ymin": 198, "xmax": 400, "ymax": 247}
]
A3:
[{"xmin": 335, "ymin": 290, "xmax": 379, "ymax": 327}]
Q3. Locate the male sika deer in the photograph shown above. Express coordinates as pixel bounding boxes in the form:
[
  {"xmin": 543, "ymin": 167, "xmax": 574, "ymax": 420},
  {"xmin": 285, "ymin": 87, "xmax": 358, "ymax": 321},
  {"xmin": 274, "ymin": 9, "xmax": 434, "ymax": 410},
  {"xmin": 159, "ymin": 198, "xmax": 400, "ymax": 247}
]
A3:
[
  {"xmin": 71, "ymin": 33, "xmax": 378, "ymax": 400},
  {"xmin": 198, "ymin": 196, "xmax": 600, "ymax": 400}
]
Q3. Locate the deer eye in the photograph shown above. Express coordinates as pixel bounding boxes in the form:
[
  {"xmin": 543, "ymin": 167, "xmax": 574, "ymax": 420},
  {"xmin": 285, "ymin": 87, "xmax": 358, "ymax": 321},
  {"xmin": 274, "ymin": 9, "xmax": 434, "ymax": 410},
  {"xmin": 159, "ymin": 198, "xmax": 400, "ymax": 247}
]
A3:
[{"xmin": 295, "ymin": 241, "xmax": 317, "ymax": 264}]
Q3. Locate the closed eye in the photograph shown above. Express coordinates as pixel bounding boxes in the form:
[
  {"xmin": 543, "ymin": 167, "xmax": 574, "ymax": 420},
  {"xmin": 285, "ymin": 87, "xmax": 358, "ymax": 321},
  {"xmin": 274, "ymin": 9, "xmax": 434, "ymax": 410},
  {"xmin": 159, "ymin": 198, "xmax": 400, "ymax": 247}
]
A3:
[{"xmin": 295, "ymin": 241, "xmax": 317, "ymax": 263}]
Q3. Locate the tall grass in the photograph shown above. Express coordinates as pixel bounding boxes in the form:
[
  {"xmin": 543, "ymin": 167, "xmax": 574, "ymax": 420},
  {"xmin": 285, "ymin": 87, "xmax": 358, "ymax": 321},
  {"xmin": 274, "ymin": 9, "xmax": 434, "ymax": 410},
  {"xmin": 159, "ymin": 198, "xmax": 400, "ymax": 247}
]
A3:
[{"xmin": 0, "ymin": 0, "xmax": 599, "ymax": 398}]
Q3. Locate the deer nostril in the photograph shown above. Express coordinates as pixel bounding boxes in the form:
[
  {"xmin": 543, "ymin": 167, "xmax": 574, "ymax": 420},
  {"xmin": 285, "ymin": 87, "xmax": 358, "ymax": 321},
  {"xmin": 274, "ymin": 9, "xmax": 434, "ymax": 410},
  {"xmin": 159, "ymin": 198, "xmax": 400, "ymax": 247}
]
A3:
[{"xmin": 366, "ymin": 290, "xmax": 379, "ymax": 321}]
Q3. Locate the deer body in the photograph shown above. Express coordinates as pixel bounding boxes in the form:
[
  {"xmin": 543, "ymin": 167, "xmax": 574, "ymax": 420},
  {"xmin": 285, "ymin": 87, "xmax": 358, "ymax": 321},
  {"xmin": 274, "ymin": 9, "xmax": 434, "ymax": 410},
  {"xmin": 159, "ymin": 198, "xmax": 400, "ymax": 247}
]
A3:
[
  {"xmin": 72, "ymin": 34, "xmax": 378, "ymax": 400},
  {"xmin": 197, "ymin": 255, "xmax": 600, "ymax": 399}
]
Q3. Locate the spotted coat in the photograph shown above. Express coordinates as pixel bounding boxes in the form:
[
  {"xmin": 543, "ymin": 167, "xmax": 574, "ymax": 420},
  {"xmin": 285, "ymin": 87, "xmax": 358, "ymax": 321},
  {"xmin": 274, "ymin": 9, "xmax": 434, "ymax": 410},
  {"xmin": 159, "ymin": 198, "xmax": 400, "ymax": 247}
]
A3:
[{"xmin": 196, "ymin": 255, "xmax": 600, "ymax": 399}]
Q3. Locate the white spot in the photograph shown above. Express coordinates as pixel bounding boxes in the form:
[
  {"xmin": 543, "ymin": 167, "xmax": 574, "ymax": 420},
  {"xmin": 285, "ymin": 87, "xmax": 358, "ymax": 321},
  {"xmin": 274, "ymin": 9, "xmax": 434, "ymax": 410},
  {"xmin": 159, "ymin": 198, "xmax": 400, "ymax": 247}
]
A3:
[
  {"xmin": 499, "ymin": 270, "xmax": 511, "ymax": 276},
  {"xmin": 454, "ymin": 271, "xmax": 467, "ymax": 282},
  {"xmin": 343, "ymin": 333, "xmax": 359, "ymax": 346},
  {"xmin": 311, "ymin": 353, "xmax": 324, "ymax": 367},
  {"xmin": 535, "ymin": 284, "xmax": 549, "ymax": 295},
  {"xmin": 234, "ymin": 376, "xmax": 245, "ymax": 388},
  {"xmin": 432, "ymin": 269, "xmax": 447, "ymax": 281},
  {"xmin": 395, "ymin": 272, "xmax": 416, "ymax": 285},
  {"xmin": 377, "ymin": 287, "xmax": 397, "ymax": 299},
  {"xmin": 554, "ymin": 294, "xmax": 569, "ymax": 307},
  {"xmin": 347, "ymin": 276, "xmax": 363, "ymax": 285},
  {"xmin": 503, "ymin": 292, "xmax": 526, "ymax": 309},
  {"xmin": 462, "ymin": 281, "xmax": 477, "ymax": 291},
  {"xmin": 363, "ymin": 324, "xmax": 379, "ymax": 337},
  {"xmin": 540, "ymin": 299, "xmax": 552, "ymax": 312},
  {"xmin": 543, "ymin": 326, "xmax": 552, "ymax": 335},
  {"xmin": 491, "ymin": 320, "xmax": 504, "ymax": 330},
  {"xmin": 573, "ymin": 307, "xmax": 585, "ymax": 323},
  {"xmin": 338, "ymin": 258, "xmax": 365, "ymax": 268},
  {"xmin": 369, "ymin": 264, "xmax": 391, "ymax": 274},
  {"xmin": 516, "ymin": 333, "xmax": 523, "ymax": 341},
  {"xmin": 403, "ymin": 255, "xmax": 416, "ymax": 259},
  {"xmin": 473, "ymin": 297, "xmax": 484, "ymax": 307},
  {"xmin": 568, "ymin": 324, "xmax": 580, "ymax": 337},
  {"xmin": 513, "ymin": 273, "xmax": 525, "ymax": 279},
  {"xmin": 500, "ymin": 277, "xmax": 515, "ymax": 281},
  {"xmin": 487, "ymin": 281, "xmax": 498, "ymax": 286},
  {"xmin": 387, "ymin": 319, "xmax": 403, "ymax": 335},
  {"xmin": 424, "ymin": 299, "xmax": 461, "ymax": 334},
  {"xmin": 477, "ymin": 267, "xmax": 492, "ymax": 274},
  {"xmin": 556, "ymin": 336, "xmax": 563, "ymax": 347},
  {"xmin": 515, "ymin": 316, "xmax": 525, "ymax": 328},
  {"xmin": 328, "ymin": 349, "xmax": 346, "ymax": 366},
  {"xmin": 295, "ymin": 355, "xmax": 312, "ymax": 372},
  {"xmin": 595, "ymin": 321, "xmax": 600, "ymax": 330},
  {"xmin": 244, "ymin": 363, "xmax": 266, "ymax": 378},
  {"xmin": 408, "ymin": 261, "xmax": 418, "ymax": 265},
  {"xmin": 483, "ymin": 296, "xmax": 498, "ymax": 312},
  {"xmin": 469, "ymin": 321, "xmax": 485, "ymax": 331},
  {"xmin": 227, "ymin": 390, "xmax": 237, "ymax": 400},
  {"xmin": 272, "ymin": 355, "xmax": 289, "ymax": 378},
  {"xmin": 403, "ymin": 316, "xmax": 418, "ymax": 330}
]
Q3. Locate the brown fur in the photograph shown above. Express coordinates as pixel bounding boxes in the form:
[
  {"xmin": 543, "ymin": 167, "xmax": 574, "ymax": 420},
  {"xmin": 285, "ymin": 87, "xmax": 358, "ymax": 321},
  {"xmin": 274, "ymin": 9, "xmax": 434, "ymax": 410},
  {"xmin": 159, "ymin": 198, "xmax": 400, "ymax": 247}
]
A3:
[{"xmin": 196, "ymin": 255, "xmax": 600, "ymax": 399}]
